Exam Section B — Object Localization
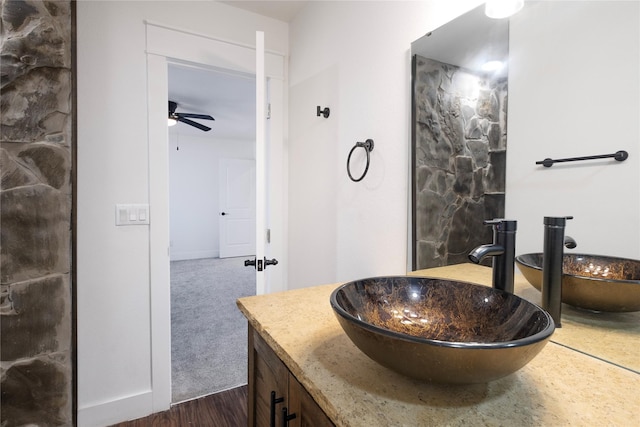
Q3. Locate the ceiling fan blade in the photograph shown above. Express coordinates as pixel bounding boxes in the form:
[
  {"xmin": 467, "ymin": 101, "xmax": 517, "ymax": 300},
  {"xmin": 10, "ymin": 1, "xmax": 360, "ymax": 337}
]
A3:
[
  {"xmin": 176, "ymin": 112, "xmax": 215, "ymax": 121},
  {"xmin": 178, "ymin": 117, "xmax": 212, "ymax": 132}
]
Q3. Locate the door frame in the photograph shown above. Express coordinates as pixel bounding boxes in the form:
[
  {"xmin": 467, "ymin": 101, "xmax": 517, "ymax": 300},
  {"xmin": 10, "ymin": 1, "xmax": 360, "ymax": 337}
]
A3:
[{"xmin": 145, "ymin": 22, "xmax": 286, "ymax": 410}]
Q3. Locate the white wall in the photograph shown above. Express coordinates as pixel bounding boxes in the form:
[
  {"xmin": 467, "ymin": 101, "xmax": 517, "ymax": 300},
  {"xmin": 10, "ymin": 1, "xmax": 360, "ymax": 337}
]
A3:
[
  {"xmin": 507, "ymin": 1, "xmax": 640, "ymax": 258},
  {"xmin": 287, "ymin": 0, "xmax": 483, "ymax": 288},
  {"xmin": 76, "ymin": 1, "xmax": 287, "ymax": 425},
  {"xmin": 168, "ymin": 131, "xmax": 254, "ymax": 260}
]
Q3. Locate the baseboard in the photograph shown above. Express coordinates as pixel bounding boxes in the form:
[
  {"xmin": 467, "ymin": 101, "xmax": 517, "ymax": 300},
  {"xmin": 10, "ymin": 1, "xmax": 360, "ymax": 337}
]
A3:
[
  {"xmin": 77, "ymin": 390, "xmax": 157, "ymax": 427},
  {"xmin": 170, "ymin": 249, "xmax": 218, "ymax": 261}
]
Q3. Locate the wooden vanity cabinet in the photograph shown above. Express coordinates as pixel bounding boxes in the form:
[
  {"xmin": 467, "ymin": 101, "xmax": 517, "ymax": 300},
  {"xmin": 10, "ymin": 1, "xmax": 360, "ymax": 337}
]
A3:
[{"xmin": 248, "ymin": 326, "xmax": 334, "ymax": 427}]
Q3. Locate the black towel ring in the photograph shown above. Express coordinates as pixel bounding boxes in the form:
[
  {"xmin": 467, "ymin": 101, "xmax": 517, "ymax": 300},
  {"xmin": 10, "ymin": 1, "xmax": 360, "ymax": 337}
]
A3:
[{"xmin": 347, "ymin": 139, "xmax": 374, "ymax": 182}]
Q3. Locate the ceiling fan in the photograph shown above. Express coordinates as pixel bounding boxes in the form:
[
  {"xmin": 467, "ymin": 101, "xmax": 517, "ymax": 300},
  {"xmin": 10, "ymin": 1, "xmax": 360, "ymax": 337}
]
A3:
[{"xmin": 168, "ymin": 101, "xmax": 215, "ymax": 131}]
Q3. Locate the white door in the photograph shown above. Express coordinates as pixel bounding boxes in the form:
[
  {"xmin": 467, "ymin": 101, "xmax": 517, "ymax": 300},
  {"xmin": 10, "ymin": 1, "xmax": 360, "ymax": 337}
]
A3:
[
  {"xmin": 219, "ymin": 159, "xmax": 256, "ymax": 258},
  {"xmin": 253, "ymin": 31, "xmax": 284, "ymax": 295},
  {"xmin": 254, "ymin": 31, "xmax": 267, "ymax": 294},
  {"xmin": 255, "ymin": 32, "xmax": 286, "ymax": 295}
]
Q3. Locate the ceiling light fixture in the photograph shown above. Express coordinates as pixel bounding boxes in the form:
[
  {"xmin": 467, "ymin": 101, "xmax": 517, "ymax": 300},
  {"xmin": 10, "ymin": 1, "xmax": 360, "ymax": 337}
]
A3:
[
  {"xmin": 485, "ymin": 0, "xmax": 524, "ymax": 19},
  {"xmin": 481, "ymin": 60, "xmax": 504, "ymax": 72},
  {"xmin": 167, "ymin": 117, "xmax": 177, "ymax": 126}
]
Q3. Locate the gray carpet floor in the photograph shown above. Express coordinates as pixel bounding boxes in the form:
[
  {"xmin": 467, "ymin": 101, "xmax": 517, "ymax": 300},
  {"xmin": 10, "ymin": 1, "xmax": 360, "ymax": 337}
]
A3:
[{"xmin": 171, "ymin": 257, "xmax": 255, "ymax": 403}]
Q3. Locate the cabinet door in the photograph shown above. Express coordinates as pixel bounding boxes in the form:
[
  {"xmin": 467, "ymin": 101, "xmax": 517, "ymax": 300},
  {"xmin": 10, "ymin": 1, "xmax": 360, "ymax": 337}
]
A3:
[
  {"xmin": 249, "ymin": 327, "xmax": 289, "ymax": 427},
  {"xmin": 288, "ymin": 375, "xmax": 335, "ymax": 427}
]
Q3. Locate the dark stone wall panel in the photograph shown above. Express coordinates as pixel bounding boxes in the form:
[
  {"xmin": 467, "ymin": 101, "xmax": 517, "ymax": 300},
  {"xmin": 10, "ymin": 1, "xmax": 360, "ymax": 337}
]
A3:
[
  {"xmin": 1, "ymin": 0, "xmax": 71, "ymax": 87},
  {"xmin": 1, "ymin": 274, "xmax": 71, "ymax": 360},
  {"xmin": 1, "ymin": 147, "xmax": 39, "ymax": 189},
  {"xmin": 0, "ymin": 67, "xmax": 72, "ymax": 142},
  {"xmin": 477, "ymin": 89, "xmax": 500, "ymax": 121},
  {"xmin": 413, "ymin": 56, "xmax": 507, "ymax": 269},
  {"xmin": 447, "ymin": 200, "xmax": 492, "ymax": 263},
  {"xmin": 1, "ymin": 143, "xmax": 70, "ymax": 190},
  {"xmin": 417, "ymin": 240, "xmax": 446, "ymax": 269},
  {"xmin": 416, "ymin": 130, "xmax": 453, "ymax": 170},
  {"xmin": 416, "ymin": 189, "xmax": 446, "ymax": 241},
  {"xmin": 0, "ymin": 184, "xmax": 70, "ymax": 285},
  {"xmin": 418, "ymin": 166, "xmax": 452, "ymax": 196},
  {"xmin": 467, "ymin": 139, "xmax": 489, "ymax": 168},
  {"xmin": 485, "ymin": 151, "xmax": 506, "ymax": 193},
  {"xmin": 17, "ymin": 143, "xmax": 70, "ymax": 189},
  {"xmin": 415, "ymin": 165, "xmax": 432, "ymax": 192},
  {"xmin": 0, "ymin": 356, "xmax": 72, "ymax": 426},
  {"xmin": 1, "ymin": 0, "xmax": 39, "ymax": 31},
  {"xmin": 453, "ymin": 156, "xmax": 473, "ymax": 196},
  {"xmin": 488, "ymin": 122, "xmax": 503, "ymax": 151},
  {"xmin": 485, "ymin": 193, "xmax": 506, "ymax": 220},
  {"xmin": 471, "ymin": 168, "xmax": 485, "ymax": 200},
  {"xmin": 464, "ymin": 116, "xmax": 483, "ymax": 139},
  {"xmin": 0, "ymin": 0, "xmax": 73, "ymax": 424}
]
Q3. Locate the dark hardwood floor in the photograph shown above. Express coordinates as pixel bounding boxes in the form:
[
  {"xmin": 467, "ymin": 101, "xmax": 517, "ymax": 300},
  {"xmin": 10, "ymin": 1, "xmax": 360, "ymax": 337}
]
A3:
[{"xmin": 110, "ymin": 386, "xmax": 247, "ymax": 427}]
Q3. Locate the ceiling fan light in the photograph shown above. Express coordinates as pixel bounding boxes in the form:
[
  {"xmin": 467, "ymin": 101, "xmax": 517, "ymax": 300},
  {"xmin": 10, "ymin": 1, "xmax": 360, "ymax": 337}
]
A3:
[
  {"xmin": 167, "ymin": 117, "xmax": 177, "ymax": 127},
  {"xmin": 485, "ymin": 0, "xmax": 524, "ymax": 19}
]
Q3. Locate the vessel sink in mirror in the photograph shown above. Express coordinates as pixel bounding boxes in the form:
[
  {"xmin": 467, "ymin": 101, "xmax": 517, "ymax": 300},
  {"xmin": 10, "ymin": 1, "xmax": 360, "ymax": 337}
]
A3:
[
  {"xmin": 330, "ymin": 276, "xmax": 554, "ymax": 384},
  {"xmin": 516, "ymin": 254, "xmax": 640, "ymax": 312}
]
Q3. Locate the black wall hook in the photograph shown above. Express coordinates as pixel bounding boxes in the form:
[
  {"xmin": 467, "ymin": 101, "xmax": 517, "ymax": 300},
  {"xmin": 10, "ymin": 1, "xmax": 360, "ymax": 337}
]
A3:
[{"xmin": 317, "ymin": 106, "xmax": 330, "ymax": 118}]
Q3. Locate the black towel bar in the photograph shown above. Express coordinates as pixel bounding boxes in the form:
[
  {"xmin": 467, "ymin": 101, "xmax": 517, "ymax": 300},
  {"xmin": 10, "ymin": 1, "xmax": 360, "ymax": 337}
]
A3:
[{"xmin": 536, "ymin": 150, "xmax": 628, "ymax": 167}]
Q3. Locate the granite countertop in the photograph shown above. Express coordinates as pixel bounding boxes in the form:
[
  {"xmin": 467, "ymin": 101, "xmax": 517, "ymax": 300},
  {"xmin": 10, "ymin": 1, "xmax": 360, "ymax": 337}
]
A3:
[{"xmin": 237, "ymin": 264, "xmax": 640, "ymax": 426}]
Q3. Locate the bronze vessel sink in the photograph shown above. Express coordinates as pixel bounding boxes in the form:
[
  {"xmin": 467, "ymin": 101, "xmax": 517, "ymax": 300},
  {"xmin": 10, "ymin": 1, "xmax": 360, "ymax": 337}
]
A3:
[
  {"xmin": 330, "ymin": 276, "xmax": 554, "ymax": 384},
  {"xmin": 516, "ymin": 253, "xmax": 640, "ymax": 312}
]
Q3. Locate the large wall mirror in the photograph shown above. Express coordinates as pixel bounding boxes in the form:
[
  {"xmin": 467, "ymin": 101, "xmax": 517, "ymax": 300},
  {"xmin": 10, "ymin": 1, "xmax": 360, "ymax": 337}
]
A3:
[
  {"xmin": 410, "ymin": 4, "xmax": 509, "ymax": 270},
  {"xmin": 410, "ymin": 1, "xmax": 639, "ymax": 374}
]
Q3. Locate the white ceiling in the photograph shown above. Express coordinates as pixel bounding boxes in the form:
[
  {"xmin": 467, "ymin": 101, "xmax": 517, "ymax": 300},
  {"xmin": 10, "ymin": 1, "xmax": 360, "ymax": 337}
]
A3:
[{"xmin": 219, "ymin": 1, "xmax": 308, "ymax": 22}]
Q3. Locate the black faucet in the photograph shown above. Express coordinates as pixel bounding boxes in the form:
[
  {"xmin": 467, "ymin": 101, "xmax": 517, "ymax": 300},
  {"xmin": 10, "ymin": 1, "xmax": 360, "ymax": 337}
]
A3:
[
  {"xmin": 542, "ymin": 216, "xmax": 575, "ymax": 328},
  {"xmin": 468, "ymin": 219, "xmax": 517, "ymax": 293}
]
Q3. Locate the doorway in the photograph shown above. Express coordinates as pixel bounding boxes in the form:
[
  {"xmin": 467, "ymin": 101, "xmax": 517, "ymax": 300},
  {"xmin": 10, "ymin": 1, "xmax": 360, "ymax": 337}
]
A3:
[
  {"xmin": 146, "ymin": 23, "xmax": 286, "ymax": 410},
  {"xmin": 167, "ymin": 63, "xmax": 257, "ymax": 402}
]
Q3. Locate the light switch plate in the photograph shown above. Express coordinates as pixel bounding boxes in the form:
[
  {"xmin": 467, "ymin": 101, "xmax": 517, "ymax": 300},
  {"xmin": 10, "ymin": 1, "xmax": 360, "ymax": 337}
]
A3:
[{"xmin": 115, "ymin": 204, "xmax": 150, "ymax": 225}]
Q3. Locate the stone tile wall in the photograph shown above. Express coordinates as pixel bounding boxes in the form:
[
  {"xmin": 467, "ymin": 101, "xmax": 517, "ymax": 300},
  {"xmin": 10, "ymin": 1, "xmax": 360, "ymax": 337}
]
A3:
[
  {"xmin": 413, "ymin": 55, "xmax": 506, "ymax": 269},
  {"xmin": 1, "ymin": 1, "xmax": 74, "ymax": 425}
]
